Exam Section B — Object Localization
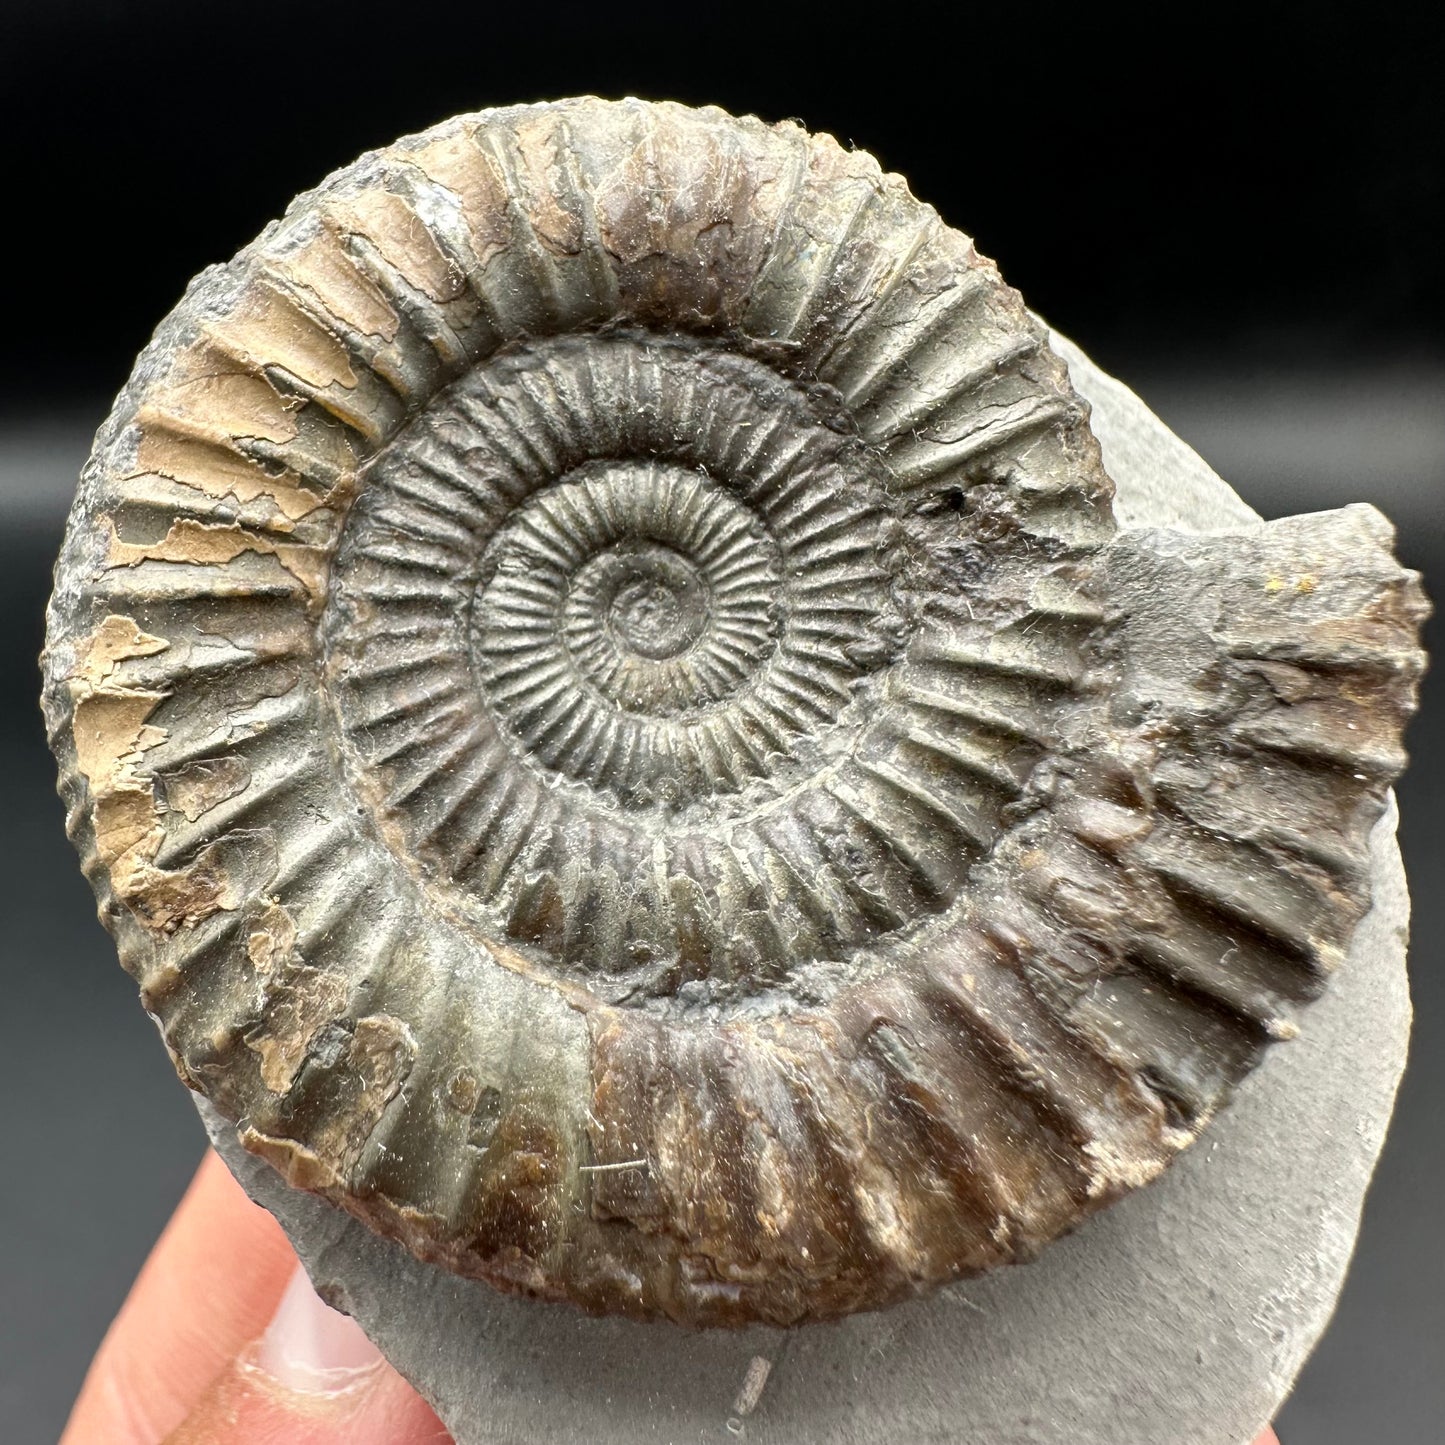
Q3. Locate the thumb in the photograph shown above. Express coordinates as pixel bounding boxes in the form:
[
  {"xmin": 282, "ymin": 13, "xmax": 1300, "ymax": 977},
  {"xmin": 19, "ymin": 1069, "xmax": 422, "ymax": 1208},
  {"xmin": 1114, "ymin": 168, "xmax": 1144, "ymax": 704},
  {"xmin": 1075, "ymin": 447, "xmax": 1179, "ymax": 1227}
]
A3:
[
  {"xmin": 61, "ymin": 1150, "xmax": 448, "ymax": 1445},
  {"xmin": 160, "ymin": 1264, "xmax": 447, "ymax": 1445}
]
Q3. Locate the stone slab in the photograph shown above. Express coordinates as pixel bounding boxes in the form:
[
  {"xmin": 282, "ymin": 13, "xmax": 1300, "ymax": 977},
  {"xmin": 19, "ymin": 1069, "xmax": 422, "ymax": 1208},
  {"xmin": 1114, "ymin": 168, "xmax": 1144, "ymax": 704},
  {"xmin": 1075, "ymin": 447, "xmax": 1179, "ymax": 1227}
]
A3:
[{"xmin": 201, "ymin": 332, "xmax": 1413, "ymax": 1445}]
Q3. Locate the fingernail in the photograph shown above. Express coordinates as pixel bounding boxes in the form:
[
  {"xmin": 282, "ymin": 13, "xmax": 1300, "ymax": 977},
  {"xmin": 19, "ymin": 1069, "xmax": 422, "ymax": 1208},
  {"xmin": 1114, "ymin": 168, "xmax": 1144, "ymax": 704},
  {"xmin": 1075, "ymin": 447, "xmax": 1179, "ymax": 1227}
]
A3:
[{"xmin": 256, "ymin": 1264, "xmax": 383, "ymax": 1394}]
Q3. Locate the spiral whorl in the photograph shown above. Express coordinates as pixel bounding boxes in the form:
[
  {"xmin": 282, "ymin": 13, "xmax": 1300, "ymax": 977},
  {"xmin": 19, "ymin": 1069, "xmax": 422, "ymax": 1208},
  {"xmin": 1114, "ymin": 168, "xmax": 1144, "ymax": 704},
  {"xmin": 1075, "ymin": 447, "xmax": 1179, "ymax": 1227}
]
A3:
[
  {"xmin": 43, "ymin": 98, "xmax": 1426, "ymax": 1327},
  {"xmin": 327, "ymin": 332, "xmax": 922, "ymax": 996}
]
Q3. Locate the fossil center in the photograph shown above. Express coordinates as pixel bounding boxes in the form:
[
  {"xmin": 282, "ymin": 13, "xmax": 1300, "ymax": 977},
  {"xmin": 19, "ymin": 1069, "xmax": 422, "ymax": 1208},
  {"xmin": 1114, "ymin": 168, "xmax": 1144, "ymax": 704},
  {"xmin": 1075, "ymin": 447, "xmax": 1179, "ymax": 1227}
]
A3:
[
  {"xmin": 472, "ymin": 458, "xmax": 780, "ymax": 733},
  {"xmin": 602, "ymin": 551, "xmax": 703, "ymax": 660},
  {"xmin": 320, "ymin": 328, "xmax": 1052, "ymax": 1005}
]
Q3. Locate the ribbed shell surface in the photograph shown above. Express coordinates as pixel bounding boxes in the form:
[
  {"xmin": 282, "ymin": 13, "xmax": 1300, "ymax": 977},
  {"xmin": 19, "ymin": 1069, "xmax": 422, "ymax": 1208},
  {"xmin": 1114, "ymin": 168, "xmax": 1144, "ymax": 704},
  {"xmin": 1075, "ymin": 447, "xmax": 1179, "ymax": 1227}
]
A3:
[{"xmin": 43, "ymin": 98, "xmax": 1427, "ymax": 1326}]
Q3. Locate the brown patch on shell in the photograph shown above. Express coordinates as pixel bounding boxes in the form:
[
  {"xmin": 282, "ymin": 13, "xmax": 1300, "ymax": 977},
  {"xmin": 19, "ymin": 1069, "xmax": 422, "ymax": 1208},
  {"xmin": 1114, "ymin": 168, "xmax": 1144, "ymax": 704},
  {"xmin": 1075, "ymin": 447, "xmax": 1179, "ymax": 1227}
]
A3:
[
  {"xmin": 105, "ymin": 518, "xmax": 327, "ymax": 598},
  {"xmin": 66, "ymin": 616, "xmax": 239, "ymax": 933},
  {"xmin": 243, "ymin": 903, "xmax": 352, "ymax": 1094},
  {"xmin": 161, "ymin": 755, "xmax": 253, "ymax": 823},
  {"xmin": 241, "ymin": 1013, "xmax": 416, "ymax": 1190}
]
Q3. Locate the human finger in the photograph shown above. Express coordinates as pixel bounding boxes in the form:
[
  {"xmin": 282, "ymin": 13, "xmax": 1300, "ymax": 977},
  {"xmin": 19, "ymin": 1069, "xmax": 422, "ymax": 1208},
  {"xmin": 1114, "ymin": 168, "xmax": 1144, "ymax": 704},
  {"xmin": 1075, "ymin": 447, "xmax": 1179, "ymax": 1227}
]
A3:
[{"xmin": 60, "ymin": 1149, "xmax": 447, "ymax": 1445}]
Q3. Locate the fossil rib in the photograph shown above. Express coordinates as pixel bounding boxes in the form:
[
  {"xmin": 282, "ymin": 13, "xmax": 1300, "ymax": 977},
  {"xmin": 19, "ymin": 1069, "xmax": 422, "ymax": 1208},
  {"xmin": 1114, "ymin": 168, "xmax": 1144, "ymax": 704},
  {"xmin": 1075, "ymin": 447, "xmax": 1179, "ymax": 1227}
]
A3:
[{"xmin": 42, "ymin": 97, "xmax": 1427, "ymax": 1328}]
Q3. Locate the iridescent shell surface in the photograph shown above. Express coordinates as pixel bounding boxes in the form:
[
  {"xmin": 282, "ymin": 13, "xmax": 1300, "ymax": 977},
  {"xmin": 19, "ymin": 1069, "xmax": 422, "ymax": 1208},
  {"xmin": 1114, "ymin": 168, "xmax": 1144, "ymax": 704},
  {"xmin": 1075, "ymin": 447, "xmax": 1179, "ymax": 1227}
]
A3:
[{"xmin": 43, "ymin": 98, "xmax": 1427, "ymax": 1326}]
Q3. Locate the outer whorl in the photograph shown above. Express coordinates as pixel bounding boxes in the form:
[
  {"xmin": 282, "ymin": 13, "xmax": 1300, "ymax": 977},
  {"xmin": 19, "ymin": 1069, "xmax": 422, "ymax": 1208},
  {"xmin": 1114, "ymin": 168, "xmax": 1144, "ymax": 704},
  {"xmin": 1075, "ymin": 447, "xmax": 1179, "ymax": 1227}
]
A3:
[{"xmin": 42, "ymin": 97, "xmax": 1427, "ymax": 1327}]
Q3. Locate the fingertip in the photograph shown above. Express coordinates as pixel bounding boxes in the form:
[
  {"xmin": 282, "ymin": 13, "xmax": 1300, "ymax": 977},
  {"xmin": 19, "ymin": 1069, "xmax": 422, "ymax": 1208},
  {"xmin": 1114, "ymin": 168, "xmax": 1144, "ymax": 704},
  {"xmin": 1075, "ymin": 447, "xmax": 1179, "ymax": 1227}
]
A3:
[
  {"xmin": 161, "ymin": 1354, "xmax": 449, "ymax": 1445},
  {"xmin": 62, "ymin": 1150, "xmax": 299, "ymax": 1444},
  {"xmin": 162, "ymin": 1266, "xmax": 449, "ymax": 1444},
  {"xmin": 255, "ymin": 1265, "xmax": 384, "ymax": 1392}
]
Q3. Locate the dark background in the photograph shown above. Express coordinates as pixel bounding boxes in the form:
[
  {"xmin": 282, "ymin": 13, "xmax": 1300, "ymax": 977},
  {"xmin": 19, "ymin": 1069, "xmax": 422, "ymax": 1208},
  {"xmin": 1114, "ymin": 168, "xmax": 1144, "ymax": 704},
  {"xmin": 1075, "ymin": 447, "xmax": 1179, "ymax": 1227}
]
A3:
[{"xmin": 1, "ymin": 3, "xmax": 1440, "ymax": 1441}]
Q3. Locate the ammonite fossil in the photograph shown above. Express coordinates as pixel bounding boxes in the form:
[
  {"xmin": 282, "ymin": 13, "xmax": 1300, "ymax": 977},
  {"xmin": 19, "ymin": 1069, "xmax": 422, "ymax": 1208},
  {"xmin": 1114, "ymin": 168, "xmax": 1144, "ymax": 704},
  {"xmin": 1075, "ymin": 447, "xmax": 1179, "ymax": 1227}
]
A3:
[{"xmin": 43, "ymin": 97, "xmax": 1427, "ymax": 1328}]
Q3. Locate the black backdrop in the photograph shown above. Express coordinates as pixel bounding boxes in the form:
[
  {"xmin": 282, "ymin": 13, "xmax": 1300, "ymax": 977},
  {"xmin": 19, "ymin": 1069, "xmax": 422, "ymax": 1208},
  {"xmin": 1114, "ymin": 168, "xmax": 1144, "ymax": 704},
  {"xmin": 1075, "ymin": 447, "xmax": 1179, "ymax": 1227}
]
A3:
[
  {"xmin": 1, "ymin": 3, "xmax": 1441, "ymax": 1442},
  {"xmin": 2, "ymin": 0, "xmax": 1441, "ymax": 401}
]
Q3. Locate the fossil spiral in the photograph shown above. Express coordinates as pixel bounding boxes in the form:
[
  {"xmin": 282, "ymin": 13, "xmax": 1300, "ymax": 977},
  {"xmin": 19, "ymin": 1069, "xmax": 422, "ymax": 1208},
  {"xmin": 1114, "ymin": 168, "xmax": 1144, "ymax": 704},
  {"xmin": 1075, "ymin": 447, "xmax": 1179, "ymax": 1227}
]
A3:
[{"xmin": 43, "ymin": 97, "xmax": 1427, "ymax": 1327}]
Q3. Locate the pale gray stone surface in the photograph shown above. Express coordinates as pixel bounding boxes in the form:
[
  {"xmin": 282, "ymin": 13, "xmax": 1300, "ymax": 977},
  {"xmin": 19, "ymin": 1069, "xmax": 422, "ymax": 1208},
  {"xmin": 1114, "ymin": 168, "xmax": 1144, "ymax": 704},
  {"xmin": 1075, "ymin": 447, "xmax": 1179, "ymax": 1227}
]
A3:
[{"xmin": 202, "ymin": 335, "xmax": 1412, "ymax": 1445}]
